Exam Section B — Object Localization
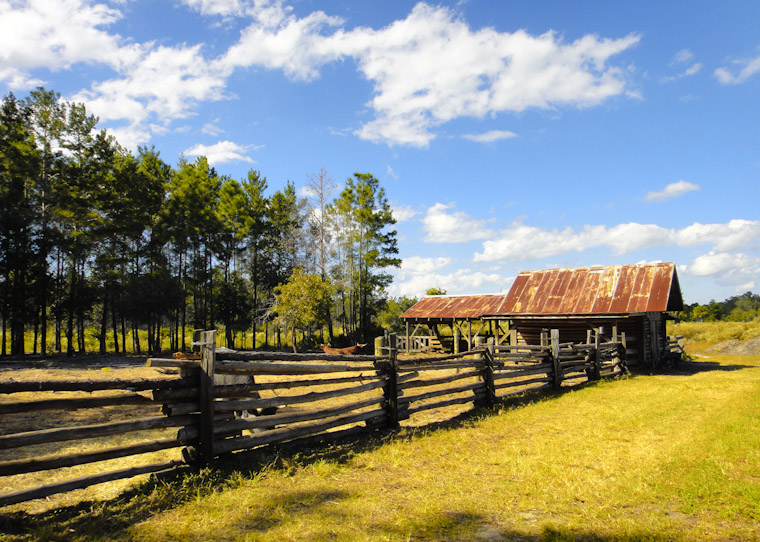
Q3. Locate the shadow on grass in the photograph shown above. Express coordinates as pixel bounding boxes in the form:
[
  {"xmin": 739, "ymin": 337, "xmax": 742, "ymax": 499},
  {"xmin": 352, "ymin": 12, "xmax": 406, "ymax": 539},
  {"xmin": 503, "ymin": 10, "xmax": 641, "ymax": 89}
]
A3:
[{"xmin": 0, "ymin": 378, "xmax": 690, "ymax": 541}]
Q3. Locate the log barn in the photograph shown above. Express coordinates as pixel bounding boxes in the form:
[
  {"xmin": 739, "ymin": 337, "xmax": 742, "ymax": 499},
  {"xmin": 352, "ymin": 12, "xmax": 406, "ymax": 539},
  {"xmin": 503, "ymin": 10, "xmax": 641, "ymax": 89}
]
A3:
[{"xmin": 401, "ymin": 262, "xmax": 684, "ymax": 369}]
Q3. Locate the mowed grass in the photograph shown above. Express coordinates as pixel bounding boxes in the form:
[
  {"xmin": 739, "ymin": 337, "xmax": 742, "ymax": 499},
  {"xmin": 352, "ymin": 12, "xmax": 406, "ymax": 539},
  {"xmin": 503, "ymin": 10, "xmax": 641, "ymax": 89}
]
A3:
[{"xmin": 2, "ymin": 354, "xmax": 758, "ymax": 541}]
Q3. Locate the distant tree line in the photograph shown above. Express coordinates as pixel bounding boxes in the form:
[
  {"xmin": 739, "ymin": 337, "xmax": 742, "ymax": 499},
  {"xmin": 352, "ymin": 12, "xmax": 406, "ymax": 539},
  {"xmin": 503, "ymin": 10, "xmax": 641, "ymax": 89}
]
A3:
[
  {"xmin": 677, "ymin": 291, "xmax": 760, "ymax": 322},
  {"xmin": 0, "ymin": 89, "xmax": 400, "ymax": 356}
]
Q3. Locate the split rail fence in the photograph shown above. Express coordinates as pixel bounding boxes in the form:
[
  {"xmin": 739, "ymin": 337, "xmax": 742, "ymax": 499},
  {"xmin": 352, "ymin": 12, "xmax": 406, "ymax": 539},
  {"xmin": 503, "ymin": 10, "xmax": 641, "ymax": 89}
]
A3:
[{"xmin": 0, "ymin": 328, "xmax": 626, "ymax": 507}]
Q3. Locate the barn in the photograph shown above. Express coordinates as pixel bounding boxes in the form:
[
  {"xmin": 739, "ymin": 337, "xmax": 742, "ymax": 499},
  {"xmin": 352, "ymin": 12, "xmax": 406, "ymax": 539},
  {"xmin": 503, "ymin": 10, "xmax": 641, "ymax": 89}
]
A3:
[{"xmin": 400, "ymin": 262, "xmax": 684, "ymax": 368}]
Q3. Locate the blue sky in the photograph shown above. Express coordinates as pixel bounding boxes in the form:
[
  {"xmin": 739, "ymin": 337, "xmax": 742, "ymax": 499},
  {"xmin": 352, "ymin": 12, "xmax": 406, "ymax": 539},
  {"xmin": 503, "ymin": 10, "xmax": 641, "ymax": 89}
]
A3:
[{"xmin": 1, "ymin": 0, "xmax": 759, "ymax": 304}]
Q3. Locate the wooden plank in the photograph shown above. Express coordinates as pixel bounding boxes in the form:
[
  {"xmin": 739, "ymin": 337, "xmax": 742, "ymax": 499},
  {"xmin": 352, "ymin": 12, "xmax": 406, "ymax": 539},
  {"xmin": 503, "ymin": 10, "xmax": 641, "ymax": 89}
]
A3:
[
  {"xmin": 212, "ymin": 380, "xmax": 385, "ymax": 414},
  {"xmin": 399, "ymin": 350, "xmax": 483, "ymax": 365},
  {"xmin": 218, "ymin": 351, "xmax": 381, "ymax": 363},
  {"xmin": 0, "ymin": 393, "xmax": 154, "ymax": 414},
  {"xmin": 398, "ymin": 381, "xmax": 483, "ymax": 406},
  {"xmin": 494, "ymin": 376, "xmax": 552, "ymax": 390},
  {"xmin": 399, "ymin": 369, "xmax": 481, "ymax": 390},
  {"xmin": 0, "ymin": 377, "xmax": 194, "ymax": 394},
  {"xmin": 179, "ymin": 396, "xmax": 384, "ymax": 441},
  {"xmin": 0, "ymin": 414, "xmax": 197, "ymax": 451},
  {"xmin": 212, "ymin": 409, "xmax": 385, "ymax": 455},
  {"xmin": 0, "ymin": 439, "xmax": 181, "ymax": 477},
  {"xmin": 404, "ymin": 394, "xmax": 477, "ymax": 418},
  {"xmin": 0, "ymin": 460, "xmax": 181, "ymax": 508},
  {"xmin": 214, "ymin": 360, "xmax": 374, "ymax": 375}
]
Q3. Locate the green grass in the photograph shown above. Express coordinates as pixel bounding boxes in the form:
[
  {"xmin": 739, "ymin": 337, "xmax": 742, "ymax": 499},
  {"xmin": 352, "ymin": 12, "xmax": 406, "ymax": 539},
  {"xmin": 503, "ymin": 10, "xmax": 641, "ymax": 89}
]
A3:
[
  {"xmin": 669, "ymin": 317, "xmax": 760, "ymax": 344},
  {"xmin": 2, "ymin": 354, "xmax": 759, "ymax": 541}
]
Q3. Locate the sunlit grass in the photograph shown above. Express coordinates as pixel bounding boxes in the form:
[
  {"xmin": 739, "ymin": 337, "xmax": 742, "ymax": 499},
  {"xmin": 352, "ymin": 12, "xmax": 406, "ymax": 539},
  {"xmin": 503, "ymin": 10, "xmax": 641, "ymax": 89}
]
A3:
[
  {"xmin": 3, "ymin": 355, "xmax": 757, "ymax": 541},
  {"xmin": 669, "ymin": 317, "xmax": 760, "ymax": 344}
]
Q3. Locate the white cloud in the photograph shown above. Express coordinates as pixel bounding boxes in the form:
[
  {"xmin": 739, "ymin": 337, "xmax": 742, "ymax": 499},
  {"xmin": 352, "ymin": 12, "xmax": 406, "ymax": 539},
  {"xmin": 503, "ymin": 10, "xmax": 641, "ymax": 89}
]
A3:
[
  {"xmin": 681, "ymin": 251, "xmax": 760, "ymax": 289},
  {"xmin": 474, "ymin": 219, "xmax": 760, "ymax": 262},
  {"xmin": 392, "ymin": 204, "xmax": 418, "ymax": 223},
  {"xmin": 400, "ymin": 256, "xmax": 453, "ymax": 275},
  {"xmin": 386, "ymin": 164, "xmax": 398, "ymax": 179},
  {"xmin": 463, "ymin": 130, "xmax": 517, "ymax": 143},
  {"xmin": 0, "ymin": 1, "xmax": 641, "ymax": 148},
  {"xmin": 219, "ymin": 2, "xmax": 639, "ymax": 147},
  {"xmin": 715, "ymin": 55, "xmax": 760, "ymax": 84},
  {"xmin": 180, "ymin": 0, "xmax": 247, "ymax": 18},
  {"xmin": 645, "ymin": 180, "xmax": 700, "ymax": 202},
  {"xmin": 183, "ymin": 140, "xmax": 256, "ymax": 164},
  {"xmin": 0, "ymin": 0, "xmax": 142, "ymax": 85},
  {"xmin": 202, "ymin": 122, "xmax": 224, "ymax": 136},
  {"xmin": 672, "ymin": 49, "xmax": 693, "ymax": 63},
  {"xmin": 391, "ymin": 267, "xmax": 506, "ymax": 298},
  {"xmin": 422, "ymin": 202, "xmax": 495, "ymax": 243}
]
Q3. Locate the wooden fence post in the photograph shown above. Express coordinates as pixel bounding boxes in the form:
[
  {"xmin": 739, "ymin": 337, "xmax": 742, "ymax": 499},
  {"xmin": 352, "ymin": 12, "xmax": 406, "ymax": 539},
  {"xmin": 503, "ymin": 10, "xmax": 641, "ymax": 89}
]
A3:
[
  {"xmin": 592, "ymin": 327, "xmax": 602, "ymax": 380},
  {"xmin": 385, "ymin": 333, "xmax": 399, "ymax": 429},
  {"xmin": 481, "ymin": 338, "xmax": 496, "ymax": 406},
  {"xmin": 199, "ymin": 329, "xmax": 216, "ymax": 464},
  {"xmin": 550, "ymin": 329, "xmax": 562, "ymax": 390}
]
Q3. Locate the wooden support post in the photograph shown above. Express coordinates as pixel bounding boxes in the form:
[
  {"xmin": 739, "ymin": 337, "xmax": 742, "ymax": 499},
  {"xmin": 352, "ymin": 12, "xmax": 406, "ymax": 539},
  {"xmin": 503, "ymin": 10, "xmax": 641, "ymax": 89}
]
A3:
[
  {"xmin": 540, "ymin": 330, "xmax": 548, "ymax": 348},
  {"xmin": 405, "ymin": 321, "xmax": 410, "ymax": 354},
  {"xmin": 454, "ymin": 328, "xmax": 460, "ymax": 355},
  {"xmin": 199, "ymin": 330, "xmax": 216, "ymax": 464},
  {"xmin": 385, "ymin": 333, "xmax": 399, "ymax": 429},
  {"xmin": 619, "ymin": 331, "xmax": 629, "ymax": 375},
  {"xmin": 593, "ymin": 327, "xmax": 602, "ymax": 380},
  {"xmin": 468, "ymin": 320, "xmax": 472, "ymax": 351},
  {"xmin": 509, "ymin": 329, "xmax": 516, "ymax": 346},
  {"xmin": 495, "ymin": 321, "xmax": 500, "ymax": 346},
  {"xmin": 550, "ymin": 329, "xmax": 562, "ymax": 390},
  {"xmin": 481, "ymin": 338, "xmax": 496, "ymax": 406}
]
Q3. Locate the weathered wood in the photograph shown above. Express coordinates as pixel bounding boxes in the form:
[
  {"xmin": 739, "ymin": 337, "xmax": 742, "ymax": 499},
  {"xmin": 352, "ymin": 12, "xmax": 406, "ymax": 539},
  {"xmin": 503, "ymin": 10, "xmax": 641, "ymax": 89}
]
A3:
[
  {"xmin": 0, "ymin": 438, "xmax": 181, "ymax": 477},
  {"xmin": 398, "ymin": 381, "xmax": 483, "ymax": 406},
  {"xmin": 404, "ymin": 394, "xmax": 477, "ymax": 418},
  {"xmin": 399, "ymin": 350, "xmax": 483, "ymax": 365},
  {"xmin": 151, "ymin": 387, "xmax": 199, "ymax": 402},
  {"xmin": 213, "ymin": 379, "xmax": 385, "ymax": 414},
  {"xmin": 0, "ymin": 460, "xmax": 181, "ymax": 508},
  {"xmin": 385, "ymin": 334, "xmax": 399, "ymax": 428},
  {"xmin": 178, "ymin": 396, "xmax": 384, "ymax": 441},
  {"xmin": 481, "ymin": 338, "xmax": 497, "ymax": 406},
  {"xmin": 494, "ymin": 344, "xmax": 550, "ymax": 352},
  {"xmin": 146, "ymin": 358, "xmax": 200, "ymax": 369},
  {"xmin": 399, "ymin": 369, "xmax": 482, "ymax": 390},
  {"xmin": 212, "ymin": 408, "xmax": 386, "ymax": 455},
  {"xmin": 214, "ymin": 360, "xmax": 375, "ymax": 375},
  {"xmin": 551, "ymin": 329, "xmax": 562, "ymax": 390},
  {"xmin": 217, "ymin": 351, "xmax": 381, "ymax": 363},
  {"xmin": 398, "ymin": 360, "xmax": 485, "ymax": 371},
  {"xmin": 199, "ymin": 330, "xmax": 216, "ymax": 465},
  {"xmin": 492, "ymin": 366, "xmax": 553, "ymax": 380},
  {"xmin": 0, "ymin": 414, "xmax": 197, "ymax": 451},
  {"xmin": 0, "ymin": 377, "xmax": 194, "ymax": 394},
  {"xmin": 494, "ymin": 376, "xmax": 552, "ymax": 390},
  {"xmin": 0, "ymin": 393, "xmax": 154, "ymax": 414},
  {"xmin": 162, "ymin": 402, "xmax": 199, "ymax": 416}
]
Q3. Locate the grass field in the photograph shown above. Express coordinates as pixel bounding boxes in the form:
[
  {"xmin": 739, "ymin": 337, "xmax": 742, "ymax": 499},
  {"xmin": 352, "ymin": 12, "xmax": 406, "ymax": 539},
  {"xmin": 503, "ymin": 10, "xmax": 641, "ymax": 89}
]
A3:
[{"xmin": 1, "ymin": 325, "xmax": 759, "ymax": 541}]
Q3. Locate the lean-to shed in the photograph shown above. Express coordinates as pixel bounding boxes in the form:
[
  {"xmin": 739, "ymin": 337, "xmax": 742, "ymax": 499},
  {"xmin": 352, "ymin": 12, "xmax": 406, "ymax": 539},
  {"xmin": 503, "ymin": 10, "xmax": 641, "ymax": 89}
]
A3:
[{"xmin": 400, "ymin": 262, "xmax": 684, "ymax": 368}]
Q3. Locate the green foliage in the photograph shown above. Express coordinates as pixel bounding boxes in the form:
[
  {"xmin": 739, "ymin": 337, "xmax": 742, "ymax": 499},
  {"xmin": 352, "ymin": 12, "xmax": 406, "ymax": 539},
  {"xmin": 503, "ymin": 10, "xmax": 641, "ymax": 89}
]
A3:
[
  {"xmin": 273, "ymin": 268, "xmax": 334, "ymax": 352},
  {"xmin": 681, "ymin": 291, "xmax": 760, "ymax": 322},
  {"xmin": 0, "ymin": 88, "xmax": 404, "ymax": 355},
  {"xmin": 377, "ymin": 295, "xmax": 418, "ymax": 333},
  {"xmin": 425, "ymin": 286, "xmax": 447, "ymax": 296}
]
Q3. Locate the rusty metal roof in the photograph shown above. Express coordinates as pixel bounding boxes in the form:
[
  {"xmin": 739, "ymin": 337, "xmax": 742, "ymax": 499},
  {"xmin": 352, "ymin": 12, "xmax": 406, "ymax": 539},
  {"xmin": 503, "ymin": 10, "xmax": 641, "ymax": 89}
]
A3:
[
  {"xmin": 497, "ymin": 262, "xmax": 683, "ymax": 315},
  {"xmin": 400, "ymin": 263, "xmax": 683, "ymax": 320},
  {"xmin": 400, "ymin": 294, "xmax": 506, "ymax": 321}
]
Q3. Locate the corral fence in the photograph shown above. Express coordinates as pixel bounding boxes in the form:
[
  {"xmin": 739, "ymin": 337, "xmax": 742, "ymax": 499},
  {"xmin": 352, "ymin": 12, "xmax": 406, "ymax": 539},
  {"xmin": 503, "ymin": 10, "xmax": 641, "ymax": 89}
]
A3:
[{"xmin": 0, "ymin": 327, "xmax": 626, "ymax": 507}]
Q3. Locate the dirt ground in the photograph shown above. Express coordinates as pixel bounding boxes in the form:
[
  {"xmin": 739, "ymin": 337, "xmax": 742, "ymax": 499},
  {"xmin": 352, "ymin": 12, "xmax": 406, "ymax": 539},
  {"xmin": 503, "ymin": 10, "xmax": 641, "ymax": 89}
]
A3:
[{"xmin": 701, "ymin": 335, "xmax": 760, "ymax": 356}]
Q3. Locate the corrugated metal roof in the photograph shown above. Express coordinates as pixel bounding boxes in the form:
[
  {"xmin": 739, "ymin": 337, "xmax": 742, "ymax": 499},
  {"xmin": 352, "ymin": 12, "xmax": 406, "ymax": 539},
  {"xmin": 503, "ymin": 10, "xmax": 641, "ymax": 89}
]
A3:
[
  {"xmin": 400, "ymin": 294, "xmax": 506, "ymax": 320},
  {"xmin": 498, "ymin": 262, "xmax": 683, "ymax": 315},
  {"xmin": 400, "ymin": 263, "xmax": 683, "ymax": 320}
]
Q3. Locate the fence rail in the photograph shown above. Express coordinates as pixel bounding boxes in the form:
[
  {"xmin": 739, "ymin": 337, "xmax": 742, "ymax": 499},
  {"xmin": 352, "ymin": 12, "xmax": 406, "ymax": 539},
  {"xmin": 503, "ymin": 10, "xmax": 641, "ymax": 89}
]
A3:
[{"xmin": 0, "ymin": 327, "xmax": 627, "ymax": 507}]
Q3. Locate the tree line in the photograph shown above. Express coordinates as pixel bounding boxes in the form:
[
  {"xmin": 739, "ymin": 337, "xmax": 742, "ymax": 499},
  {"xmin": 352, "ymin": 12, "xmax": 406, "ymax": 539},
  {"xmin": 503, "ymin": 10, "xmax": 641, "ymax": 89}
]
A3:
[
  {"xmin": 677, "ymin": 291, "xmax": 760, "ymax": 323},
  {"xmin": 0, "ymin": 89, "xmax": 400, "ymax": 356}
]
